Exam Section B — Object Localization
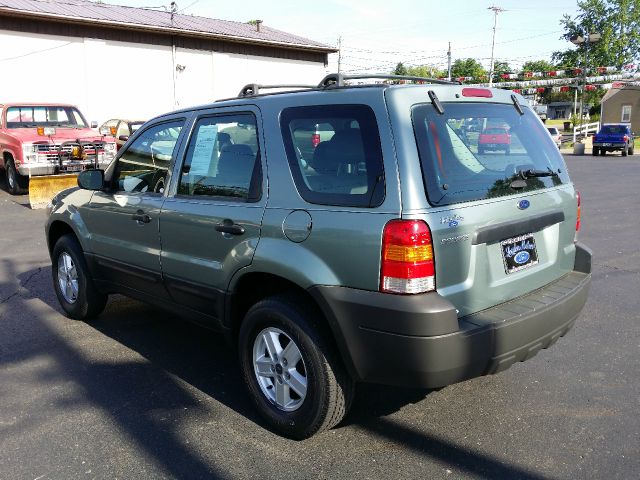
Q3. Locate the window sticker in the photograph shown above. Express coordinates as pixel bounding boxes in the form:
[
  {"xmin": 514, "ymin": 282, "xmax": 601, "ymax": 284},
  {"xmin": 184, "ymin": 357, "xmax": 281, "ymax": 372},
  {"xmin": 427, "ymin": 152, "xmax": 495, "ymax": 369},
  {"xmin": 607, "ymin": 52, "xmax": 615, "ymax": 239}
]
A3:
[{"xmin": 189, "ymin": 124, "xmax": 218, "ymax": 176}]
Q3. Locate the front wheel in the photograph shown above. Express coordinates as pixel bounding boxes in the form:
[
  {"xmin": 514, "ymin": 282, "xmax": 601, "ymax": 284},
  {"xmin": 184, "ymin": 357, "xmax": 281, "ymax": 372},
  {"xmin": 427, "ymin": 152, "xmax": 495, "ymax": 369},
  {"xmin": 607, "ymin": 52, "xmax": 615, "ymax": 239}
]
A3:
[
  {"xmin": 239, "ymin": 295, "xmax": 354, "ymax": 439},
  {"xmin": 6, "ymin": 159, "xmax": 28, "ymax": 195},
  {"xmin": 52, "ymin": 234, "xmax": 107, "ymax": 320}
]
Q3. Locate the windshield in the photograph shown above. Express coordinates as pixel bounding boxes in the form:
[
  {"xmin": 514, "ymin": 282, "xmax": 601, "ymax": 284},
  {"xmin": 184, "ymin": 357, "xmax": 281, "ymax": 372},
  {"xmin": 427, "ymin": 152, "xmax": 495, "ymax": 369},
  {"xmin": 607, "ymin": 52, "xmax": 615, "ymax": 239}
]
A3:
[
  {"xmin": 412, "ymin": 103, "xmax": 569, "ymax": 207},
  {"xmin": 5, "ymin": 106, "xmax": 88, "ymax": 128}
]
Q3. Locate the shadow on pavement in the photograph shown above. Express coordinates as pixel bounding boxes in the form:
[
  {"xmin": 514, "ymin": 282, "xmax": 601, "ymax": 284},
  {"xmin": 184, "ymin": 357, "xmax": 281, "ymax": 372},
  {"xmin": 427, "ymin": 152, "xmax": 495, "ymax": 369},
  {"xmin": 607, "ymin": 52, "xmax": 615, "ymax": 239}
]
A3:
[{"xmin": 10, "ymin": 263, "xmax": 559, "ymax": 479}]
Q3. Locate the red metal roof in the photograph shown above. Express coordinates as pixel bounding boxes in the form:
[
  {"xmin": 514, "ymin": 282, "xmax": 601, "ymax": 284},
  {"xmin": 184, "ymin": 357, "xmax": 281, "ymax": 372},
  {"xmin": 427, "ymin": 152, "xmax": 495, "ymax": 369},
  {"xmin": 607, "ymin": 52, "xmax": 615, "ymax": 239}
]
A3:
[{"xmin": 0, "ymin": 0, "xmax": 335, "ymax": 52}]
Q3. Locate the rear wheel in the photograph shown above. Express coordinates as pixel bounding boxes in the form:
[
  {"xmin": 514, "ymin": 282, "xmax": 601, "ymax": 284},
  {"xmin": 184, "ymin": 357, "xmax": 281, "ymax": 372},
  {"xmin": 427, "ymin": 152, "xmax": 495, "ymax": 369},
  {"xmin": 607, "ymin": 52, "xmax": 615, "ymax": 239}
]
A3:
[
  {"xmin": 52, "ymin": 234, "xmax": 107, "ymax": 320},
  {"xmin": 239, "ymin": 295, "xmax": 354, "ymax": 439},
  {"xmin": 628, "ymin": 145, "xmax": 634, "ymax": 156},
  {"xmin": 622, "ymin": 144, "xmax": 628, "ymax": 156},
  {"xmin": 601, "ymin": 149, "xmax": 606, "ymax": 156},
  {"xmin": 592, "ymin": 147, "xmax": 599, "ymax": 156},
  {"xmin": 5, "ymin": 159, "xmax": 28, "ymax": 195}
]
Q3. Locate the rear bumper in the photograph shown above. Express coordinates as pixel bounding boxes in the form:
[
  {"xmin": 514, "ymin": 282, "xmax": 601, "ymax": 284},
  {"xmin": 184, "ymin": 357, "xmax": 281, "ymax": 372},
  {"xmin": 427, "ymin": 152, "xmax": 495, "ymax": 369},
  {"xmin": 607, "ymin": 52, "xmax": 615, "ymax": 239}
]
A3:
[
  {"xmin": 593, "ymin": 142, "xmax": 626, "ymax": 149},
  {"xmin": 310, "ymin": 243, "xmax": 592, "ymax": 389}
]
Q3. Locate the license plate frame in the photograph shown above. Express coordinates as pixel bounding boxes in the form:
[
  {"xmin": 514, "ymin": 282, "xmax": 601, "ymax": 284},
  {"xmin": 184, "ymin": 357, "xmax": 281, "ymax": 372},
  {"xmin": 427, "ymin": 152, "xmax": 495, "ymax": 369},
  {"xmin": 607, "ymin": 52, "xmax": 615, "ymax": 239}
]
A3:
[
  {"xmin": 64, "ymin": 164, "xmax": 82, "ymax": 172},
  {"xmin": 500, "ymin": 233, "xmax": 539, "ymax": 274}
]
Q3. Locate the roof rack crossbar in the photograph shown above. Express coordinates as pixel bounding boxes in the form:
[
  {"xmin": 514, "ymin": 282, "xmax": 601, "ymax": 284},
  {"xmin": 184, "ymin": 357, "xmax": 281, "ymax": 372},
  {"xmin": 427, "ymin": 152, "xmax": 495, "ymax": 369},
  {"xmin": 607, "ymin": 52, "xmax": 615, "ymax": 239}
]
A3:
[
  {"xmin": 238, "ymin": 83, "xmax": 316, "ymax": 97},
  {"xmin": 318, "ymin": 73, "xmax": 461, "ymax": 88}
]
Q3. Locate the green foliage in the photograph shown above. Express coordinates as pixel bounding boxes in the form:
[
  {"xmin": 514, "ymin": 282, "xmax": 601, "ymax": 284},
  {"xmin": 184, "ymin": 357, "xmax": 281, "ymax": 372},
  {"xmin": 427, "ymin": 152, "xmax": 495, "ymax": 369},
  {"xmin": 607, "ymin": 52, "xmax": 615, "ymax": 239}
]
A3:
[
  {"xmin": 492, "ymin": 61, "xmax": 512, "ymax": 82},
  {"xmin": 521, "ymin": 60, "xmax": 556, "ymax": 73},
  {"xmin": 406, "ymin": 65, "xmax": 446, "ymax": 78},
  {"xmin": 552, "ymin": 0, "xmax": 640, "ymax": 69},
  {"xmin": 451, "ymin": 58, "xmax": 486, "ymax": 79},
  {"xmin": 393, "ymin": 62, "xmax": 408, "ymax": 76}
]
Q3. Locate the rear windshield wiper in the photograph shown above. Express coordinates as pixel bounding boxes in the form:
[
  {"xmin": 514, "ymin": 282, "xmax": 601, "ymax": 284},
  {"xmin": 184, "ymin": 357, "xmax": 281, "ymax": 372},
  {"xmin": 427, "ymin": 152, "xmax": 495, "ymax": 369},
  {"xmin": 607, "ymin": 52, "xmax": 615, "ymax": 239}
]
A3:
[{"xmin": 519, "ymin": 167, "xmax": 559, "ymax": 179}]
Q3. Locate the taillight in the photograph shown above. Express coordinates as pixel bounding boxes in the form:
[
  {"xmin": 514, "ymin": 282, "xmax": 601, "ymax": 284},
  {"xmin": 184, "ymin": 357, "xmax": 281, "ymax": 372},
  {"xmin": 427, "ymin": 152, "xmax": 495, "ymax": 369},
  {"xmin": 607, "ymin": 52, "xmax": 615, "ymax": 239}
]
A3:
[
  {"xmin": 311, "ymin": 133, "xmax": 321, "ymax": 148},
  {"xmin": 575, "ymin": 191, "xmax": 581, "ymax": 240},
  {"xmin": 381, "ymin": 220, "xmax": 435, "ymax": 294},
  {"xmin": 623, "ymin": 135, "xmax": 629, "ymax": 142}
]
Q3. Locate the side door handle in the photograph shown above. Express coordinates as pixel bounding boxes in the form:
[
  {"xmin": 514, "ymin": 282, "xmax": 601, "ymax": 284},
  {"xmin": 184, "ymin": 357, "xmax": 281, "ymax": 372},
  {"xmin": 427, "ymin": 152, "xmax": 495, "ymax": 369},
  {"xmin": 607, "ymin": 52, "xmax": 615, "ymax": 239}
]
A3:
[
  {"xmin": 131, "ymin": 209, "xmax": 151, "ymax": 224},
  {"xmin": 215, "ymin": 219, "xmax": 245, "ymax": 235}
]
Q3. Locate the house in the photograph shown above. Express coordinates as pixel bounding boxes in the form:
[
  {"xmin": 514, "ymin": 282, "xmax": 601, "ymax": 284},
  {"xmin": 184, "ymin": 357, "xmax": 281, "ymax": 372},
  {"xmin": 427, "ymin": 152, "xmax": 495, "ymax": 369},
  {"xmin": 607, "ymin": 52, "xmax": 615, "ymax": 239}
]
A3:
[
  {"xmin": 600, "ymin": 84, "xmax": 640, "ymax": 132},
  {"xmin": 0, "ymin": 0, "xmax": 335, "ymax": 122},
  {"xmin": 547, "ymin": 102, "xmax": 591, "ymax": 120}
]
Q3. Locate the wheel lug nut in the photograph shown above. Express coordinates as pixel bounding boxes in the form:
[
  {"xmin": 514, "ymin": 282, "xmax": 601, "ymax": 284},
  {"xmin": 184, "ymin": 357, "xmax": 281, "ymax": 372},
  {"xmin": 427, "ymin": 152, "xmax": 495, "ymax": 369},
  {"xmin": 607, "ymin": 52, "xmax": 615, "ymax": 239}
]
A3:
[
  {"xmin": 285, "ymin": 372, "xmax": 290, "ymax": 380},
  {"xmin": 282, "ymin": 358, "xmax": 288, "ymax": 366}
]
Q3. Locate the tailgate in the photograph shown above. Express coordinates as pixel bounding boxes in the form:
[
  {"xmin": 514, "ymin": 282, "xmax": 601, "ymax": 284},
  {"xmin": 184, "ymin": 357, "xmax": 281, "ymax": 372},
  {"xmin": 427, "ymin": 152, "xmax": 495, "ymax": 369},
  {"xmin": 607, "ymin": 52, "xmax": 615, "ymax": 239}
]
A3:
[{"xmin": 416, "ymin": 187, "xmax": 578, "ymax": 317}]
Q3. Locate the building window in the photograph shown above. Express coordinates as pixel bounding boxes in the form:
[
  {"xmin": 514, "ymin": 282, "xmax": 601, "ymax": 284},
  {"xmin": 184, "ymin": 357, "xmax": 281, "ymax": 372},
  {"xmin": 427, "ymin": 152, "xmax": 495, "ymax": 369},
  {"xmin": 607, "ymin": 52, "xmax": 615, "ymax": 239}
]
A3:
[{"xmin": 622, "ymin": 105, "xmax": 632, "ymax": 123}]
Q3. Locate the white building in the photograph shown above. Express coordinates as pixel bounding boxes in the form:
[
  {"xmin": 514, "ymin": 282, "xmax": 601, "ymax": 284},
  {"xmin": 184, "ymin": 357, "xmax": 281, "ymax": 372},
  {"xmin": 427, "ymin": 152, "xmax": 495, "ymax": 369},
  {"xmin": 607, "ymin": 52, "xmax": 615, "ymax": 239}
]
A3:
[{"xmin": 0, "ymin": 0, "xmax": 335, "ymax": 124}]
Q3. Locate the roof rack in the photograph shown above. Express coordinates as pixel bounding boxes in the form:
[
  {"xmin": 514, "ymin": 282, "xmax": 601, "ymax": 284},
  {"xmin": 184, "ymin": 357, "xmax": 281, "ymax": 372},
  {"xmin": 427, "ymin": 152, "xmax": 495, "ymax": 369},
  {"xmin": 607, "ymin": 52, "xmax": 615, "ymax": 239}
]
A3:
[
  {"xmin": 238, "ymin": 83, "xmax": 316, "ymax": 97},
  {"xmin": 318, "ymin": 73, "xmax": 461, "ymax": 88}
]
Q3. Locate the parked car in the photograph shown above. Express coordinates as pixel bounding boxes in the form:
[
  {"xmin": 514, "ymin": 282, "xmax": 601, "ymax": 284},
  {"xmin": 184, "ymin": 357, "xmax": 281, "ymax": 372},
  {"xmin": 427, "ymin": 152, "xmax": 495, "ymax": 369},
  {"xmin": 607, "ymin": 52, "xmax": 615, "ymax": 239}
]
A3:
[
  {"xmin": 592, "ymin": 124, "xmax": 635, "ymax": 156},
  {"xmin": 547, "ymin": 126, "xmax": 562, "ymax": 148},
  {"xmin": 45, "ymin": 74, "xmax": 591, "ymax": 439},
  {"xmin": 99, "ymin": 118, "xmax": 145, "ymax": 150},
  {"xmin": 0, "ymin": 103, "xmax": 117, "ymax": 195},
  {"xmin": 478, "ymin": 126, "xmax": 511, "ymax": 154}
]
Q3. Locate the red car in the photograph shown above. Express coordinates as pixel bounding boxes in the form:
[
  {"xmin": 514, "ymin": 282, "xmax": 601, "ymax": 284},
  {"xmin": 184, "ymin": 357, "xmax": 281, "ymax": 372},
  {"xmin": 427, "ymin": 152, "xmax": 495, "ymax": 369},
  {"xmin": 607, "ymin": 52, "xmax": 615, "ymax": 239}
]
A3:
[{"xmin": 478, "ymin": 127, "xmax": 511, "ymax": 154}]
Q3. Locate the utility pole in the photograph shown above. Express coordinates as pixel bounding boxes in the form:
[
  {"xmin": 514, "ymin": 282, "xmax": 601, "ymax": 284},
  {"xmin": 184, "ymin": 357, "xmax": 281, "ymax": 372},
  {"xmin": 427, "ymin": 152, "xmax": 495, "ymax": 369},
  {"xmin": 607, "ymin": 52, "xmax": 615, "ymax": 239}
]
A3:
[
  {"xmin": 447, "ymin": 42, "xmax": 452, "ymax": 81},
  {"xmin": 487, "ymin": 5, "xmax": 505, "ymax": 87},
  {"xmin": 337, "ymin": 36, "xmax": 342, "ymax": 74}
]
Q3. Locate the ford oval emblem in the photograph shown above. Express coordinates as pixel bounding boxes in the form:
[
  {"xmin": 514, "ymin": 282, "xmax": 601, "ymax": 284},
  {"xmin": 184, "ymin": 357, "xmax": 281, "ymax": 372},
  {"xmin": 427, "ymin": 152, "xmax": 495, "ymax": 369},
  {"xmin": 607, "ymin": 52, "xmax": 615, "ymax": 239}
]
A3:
[
  {"xmin": 514, "ymin": 251, "xmax": 530, "ymax": 265},
  {"xmin": 517, "ymin": 199, "xmax": 530, "ymax": 210}
]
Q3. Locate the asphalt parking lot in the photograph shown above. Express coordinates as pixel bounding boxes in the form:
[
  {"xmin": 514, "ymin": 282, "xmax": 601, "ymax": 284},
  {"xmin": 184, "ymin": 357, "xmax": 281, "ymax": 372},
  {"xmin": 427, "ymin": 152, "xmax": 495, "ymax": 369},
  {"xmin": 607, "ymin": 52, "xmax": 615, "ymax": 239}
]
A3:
[{"xmin": 0, "ymin": 154, "xmax": 638, "ymax": 480}]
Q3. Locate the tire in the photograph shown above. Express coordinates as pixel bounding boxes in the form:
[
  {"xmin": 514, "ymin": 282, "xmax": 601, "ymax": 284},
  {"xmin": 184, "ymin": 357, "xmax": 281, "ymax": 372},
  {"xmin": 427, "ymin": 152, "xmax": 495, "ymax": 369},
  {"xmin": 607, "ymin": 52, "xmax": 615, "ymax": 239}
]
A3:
[
  {"xmin": 239, "ymin": 295, "xmax": 354, "ymax": 440},
  {"xmin": 622, "ymin": 144, "xmax": 628, "ymax": 157},
  {"xmin": 628, "ymin": 145, "xmax": 634, "ymax": 156},
  {"xmin": 478, "ymin": 147, "xmax": 484, "ymax": 155},
  {"xmin": 5, "ymin": 159, "xmax": 28, "ymax": 195},
  {"xmin": 600, "ymin": 149, "xmax": 606, "ymax": 156},
  {"xmin": 505, "ymin": 146, "xmax": 511, "ymax": 155},
  {"xmin": 592, "ymin": 147, "xmax": 599, "ymax": 156},
  {"xmin": 52, "ymin": 234, "xmax": 107, "ymax": 320}
]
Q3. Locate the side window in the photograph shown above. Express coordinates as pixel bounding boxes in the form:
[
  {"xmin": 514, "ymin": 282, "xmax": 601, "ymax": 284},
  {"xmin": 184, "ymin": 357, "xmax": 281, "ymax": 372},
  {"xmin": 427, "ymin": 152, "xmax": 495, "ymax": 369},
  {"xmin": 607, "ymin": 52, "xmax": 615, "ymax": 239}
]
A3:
[
  {"xmin": 622, "ymin": 105, "xmax": 632, "ymax": 123},
  {"xmin": 178, "ymin": 113, "xmax": 261, "ymax": 201},
  {"xmin": 280, "ymin": 104, "xmax": 385, "ymax": 208},
  {"xmin": 114, "ymin": 120, "xmax": 183, "ymax": 194}
]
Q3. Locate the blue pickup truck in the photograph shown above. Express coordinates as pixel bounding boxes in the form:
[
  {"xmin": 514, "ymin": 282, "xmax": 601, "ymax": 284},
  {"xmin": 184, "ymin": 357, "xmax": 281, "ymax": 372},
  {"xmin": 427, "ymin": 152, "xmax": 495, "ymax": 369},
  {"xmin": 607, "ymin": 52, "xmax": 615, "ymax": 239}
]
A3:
[{"xmin": 592, "ymin": 124, "xmax": 635, "ymax": 156}]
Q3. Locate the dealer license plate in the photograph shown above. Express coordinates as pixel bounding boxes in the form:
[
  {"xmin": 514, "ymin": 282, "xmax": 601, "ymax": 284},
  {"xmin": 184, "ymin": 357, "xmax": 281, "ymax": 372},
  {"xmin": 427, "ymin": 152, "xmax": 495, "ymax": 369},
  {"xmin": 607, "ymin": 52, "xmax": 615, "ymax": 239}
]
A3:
[
  {"xmin": 500, "ymin": 233, "xmax": 539, "ymax": 274},
  {"xmin": 64, "ymin": 164, "xmax": 82, "ymax": 172}
]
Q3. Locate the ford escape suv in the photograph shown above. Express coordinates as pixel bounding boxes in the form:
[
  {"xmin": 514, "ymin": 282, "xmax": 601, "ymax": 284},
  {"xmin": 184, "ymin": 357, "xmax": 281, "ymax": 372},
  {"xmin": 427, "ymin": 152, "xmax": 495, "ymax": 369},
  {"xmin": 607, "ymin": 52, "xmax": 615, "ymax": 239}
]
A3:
[{"xmin": 45, "ymin": 74, "xmax": 592, "ymax": 439}]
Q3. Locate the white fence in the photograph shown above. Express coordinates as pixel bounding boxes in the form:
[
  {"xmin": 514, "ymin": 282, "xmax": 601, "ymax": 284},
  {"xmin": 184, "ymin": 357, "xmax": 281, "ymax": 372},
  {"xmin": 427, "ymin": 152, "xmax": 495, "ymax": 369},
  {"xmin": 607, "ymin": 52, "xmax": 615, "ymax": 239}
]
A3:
[{"xmin": 573, "ymin": 121, "xmax": 601, "ymax": 143}]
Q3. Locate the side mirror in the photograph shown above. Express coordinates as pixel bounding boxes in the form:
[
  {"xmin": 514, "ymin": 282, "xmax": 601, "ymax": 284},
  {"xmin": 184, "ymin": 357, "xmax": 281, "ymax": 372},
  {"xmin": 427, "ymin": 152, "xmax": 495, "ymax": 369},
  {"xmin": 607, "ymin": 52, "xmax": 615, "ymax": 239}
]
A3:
[
  {"xmin": 118, "ymin": 135, "xmax": 129, "ymax": 142},
  {"xmin": 91, "ymin": 121, "xmax": 98, "ymax": 129},
  {"xmin": 77, "ymin": 169, "xmax": 104, "ymax": 190}
]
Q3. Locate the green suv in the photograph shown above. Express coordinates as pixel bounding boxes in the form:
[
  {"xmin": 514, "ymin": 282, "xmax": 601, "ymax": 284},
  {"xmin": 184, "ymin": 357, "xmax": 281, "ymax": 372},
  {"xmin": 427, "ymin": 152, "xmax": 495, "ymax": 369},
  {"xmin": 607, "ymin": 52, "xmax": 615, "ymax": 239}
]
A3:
[{"xmin": 45, "ymin": 74, "xmax": 592, "ymax": 439}]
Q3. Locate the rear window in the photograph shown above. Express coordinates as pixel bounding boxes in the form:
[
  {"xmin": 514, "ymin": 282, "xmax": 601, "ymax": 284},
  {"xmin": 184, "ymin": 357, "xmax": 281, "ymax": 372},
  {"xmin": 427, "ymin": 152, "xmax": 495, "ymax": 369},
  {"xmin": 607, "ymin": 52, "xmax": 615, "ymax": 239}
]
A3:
[
  {"xmin": 412, "ymin": 103, "xmax": 569, "ymax": 207},
  {"xmin": 281, "ymin": 104, "xmax": 385, "ymax": 208},
  {"xmin": 601, "ymin": 125, "xmax": 627, "ymax": 134}
]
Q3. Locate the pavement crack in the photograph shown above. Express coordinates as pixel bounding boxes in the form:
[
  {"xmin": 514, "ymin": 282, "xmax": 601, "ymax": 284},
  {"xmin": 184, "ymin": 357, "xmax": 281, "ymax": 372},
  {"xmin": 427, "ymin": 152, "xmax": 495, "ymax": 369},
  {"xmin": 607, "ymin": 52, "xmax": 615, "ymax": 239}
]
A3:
[
  {"xmin": 0, "ymin": 267, "xmax": 44, "ymax": 306},
  {"xmin": 593, "ymin": 262, "xmax": 639, "ymax": 275}
]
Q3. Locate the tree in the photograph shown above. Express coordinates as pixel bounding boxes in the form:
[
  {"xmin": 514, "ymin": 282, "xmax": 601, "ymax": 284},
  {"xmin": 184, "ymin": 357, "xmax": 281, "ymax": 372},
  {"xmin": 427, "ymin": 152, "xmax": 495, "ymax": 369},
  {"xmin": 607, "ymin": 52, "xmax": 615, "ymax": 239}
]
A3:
[
  {"xmin": 492, "ymin": 60, "xmax": 512, "ymax": 82},
  {"xmin": 552, "ymin": 0, "xmax": 640, "ymax": 69},
  {"xmin": 450, "ymin": 58, "xmax": 486, "ymax": 79},
  {"xmin": 392, "ymin": 62, "xmax": 408, "ymax": 76},
  {"xmin": 521, "ymin": 60, "xmax": 556, "ymax": 73},
  {"xmin": 406, "ymin": 65, "xmax": 446, "ymax": 78}
]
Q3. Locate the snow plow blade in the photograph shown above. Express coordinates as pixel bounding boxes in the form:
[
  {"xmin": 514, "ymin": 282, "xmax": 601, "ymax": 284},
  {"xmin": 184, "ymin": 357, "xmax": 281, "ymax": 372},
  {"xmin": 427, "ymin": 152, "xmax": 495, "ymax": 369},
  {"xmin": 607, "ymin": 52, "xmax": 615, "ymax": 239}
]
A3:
[{"xmin": 28, "ymin": 174, "xmax": 79, "ymax": 209}]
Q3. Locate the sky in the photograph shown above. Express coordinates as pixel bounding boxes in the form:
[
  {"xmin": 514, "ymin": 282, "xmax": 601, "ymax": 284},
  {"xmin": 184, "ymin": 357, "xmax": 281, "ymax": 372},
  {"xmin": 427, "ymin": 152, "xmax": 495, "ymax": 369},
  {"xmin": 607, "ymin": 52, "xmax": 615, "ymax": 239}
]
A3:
[{"xmin": 106, "ymin": 0, "xmax": 582, "ymax": 73}]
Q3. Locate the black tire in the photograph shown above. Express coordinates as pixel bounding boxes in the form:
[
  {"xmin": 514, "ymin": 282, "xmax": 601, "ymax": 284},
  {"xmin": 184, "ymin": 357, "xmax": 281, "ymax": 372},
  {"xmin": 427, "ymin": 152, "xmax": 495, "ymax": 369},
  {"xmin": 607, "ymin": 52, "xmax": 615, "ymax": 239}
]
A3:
[
  {"xmin": 52, "ymin": 234, "xmax": 107, "ymax": 320},
  {"xmin": 592, "ymin": 147, "xmax": 599, "ymax": 156},
  {"xmin": 600, "ymin": 149, "xmax": 606, "ymax": 156},
  {"xmin": 239, "ymin": 295, "xmax": 354, "ymax": 440},
  {"xmin": 5, "ymin": 159, "xmax": 28, "ymax": 195},
  {"xmin": 622, "ymin": 144, "xmax": 628, "ymax": 157},
  {"xmin": 628, "ymin": 145, "xmax": 634, "ymax": 156}
]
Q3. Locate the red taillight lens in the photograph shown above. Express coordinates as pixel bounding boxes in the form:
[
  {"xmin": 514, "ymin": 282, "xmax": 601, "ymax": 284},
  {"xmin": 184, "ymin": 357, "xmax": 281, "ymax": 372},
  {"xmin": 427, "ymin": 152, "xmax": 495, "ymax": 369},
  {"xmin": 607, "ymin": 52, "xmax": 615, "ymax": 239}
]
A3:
[
  {"xmin": 623, "ymin": 135, "xmax": 629, "ymax": 142},
  {"xmin": 575, "ymin": 191, "xmax": 581, "ymax": 236},
  {"xmin": 381, "ymin": 220, "xmax": 435, "ymax": 294},
  {"xmin": 311, "ymin": 133, "xmax": 321, "ymax": 148}
]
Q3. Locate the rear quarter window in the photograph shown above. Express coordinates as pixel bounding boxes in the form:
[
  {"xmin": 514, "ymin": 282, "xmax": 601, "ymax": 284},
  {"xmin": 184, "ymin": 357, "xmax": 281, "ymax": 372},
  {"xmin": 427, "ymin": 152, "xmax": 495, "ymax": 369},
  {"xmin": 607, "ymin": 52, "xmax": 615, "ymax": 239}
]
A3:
[{"xmin": 280, "ymin": 104, "xmax": 385, "ymax": 208}]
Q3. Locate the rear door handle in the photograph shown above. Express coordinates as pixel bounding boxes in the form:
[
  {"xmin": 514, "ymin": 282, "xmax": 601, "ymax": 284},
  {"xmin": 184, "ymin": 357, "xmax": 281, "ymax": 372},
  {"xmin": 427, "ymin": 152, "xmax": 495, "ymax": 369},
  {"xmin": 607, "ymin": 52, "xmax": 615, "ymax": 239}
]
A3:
[
  {"xmin": 215, "ymin": 219, "xmax": 245, "ymax": 235},
  {"xmin": 131, "ymin": 209, "xmax": 151, "ymax": 224}
]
